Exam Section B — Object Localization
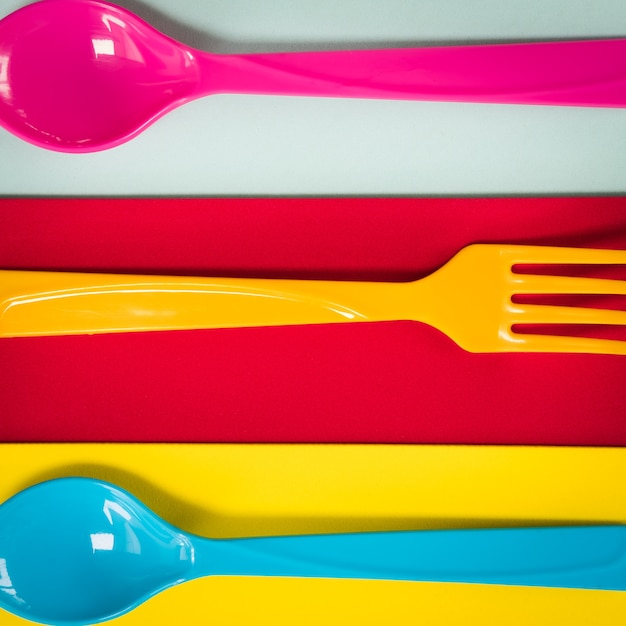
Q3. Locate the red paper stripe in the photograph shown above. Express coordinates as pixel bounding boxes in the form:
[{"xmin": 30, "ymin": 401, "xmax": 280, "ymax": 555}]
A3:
[{"xmin": 1, "ymin": 197, "xmax": 625, "ymax": 444}]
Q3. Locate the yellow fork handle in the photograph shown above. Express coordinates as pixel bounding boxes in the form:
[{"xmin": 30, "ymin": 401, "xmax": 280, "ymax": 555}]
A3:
[{"xmin": 0, "ymin": 270, "xmax": 418, "ymax": 338}]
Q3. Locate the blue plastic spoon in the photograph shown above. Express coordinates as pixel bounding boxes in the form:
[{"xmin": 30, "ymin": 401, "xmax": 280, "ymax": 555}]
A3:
[{"xmin": 0, "ymin": 478, "xmax": 625, "ymax": 626}]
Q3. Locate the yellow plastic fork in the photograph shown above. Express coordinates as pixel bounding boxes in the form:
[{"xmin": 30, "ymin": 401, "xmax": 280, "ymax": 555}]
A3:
[{"xmin": 1, "ymin": 244, "xmax": 625, "ymax": 355}]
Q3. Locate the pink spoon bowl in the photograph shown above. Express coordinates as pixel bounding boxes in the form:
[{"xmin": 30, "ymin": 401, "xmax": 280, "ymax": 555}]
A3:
[{"xmin": 1, "ymin": 0, "xmax": 626, "ymax": 152}]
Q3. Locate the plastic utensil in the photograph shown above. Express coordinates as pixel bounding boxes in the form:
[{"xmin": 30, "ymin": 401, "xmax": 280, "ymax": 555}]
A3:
[
  {"xmin": 1, "ymin": 1, "xmax": 626, "ymax": 152},
  {"xmin": 2, "ymin": 244, "xmax": 626, "ymax": 354},
  {"xmin": 1, "ymin": 477, "xmax": 625, "ymax": 626}
]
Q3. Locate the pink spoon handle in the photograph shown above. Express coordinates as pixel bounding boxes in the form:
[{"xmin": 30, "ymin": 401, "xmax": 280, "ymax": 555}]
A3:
[{"xmin": 199, "ymin": 39, "xmax": 626, "ymax": 107}]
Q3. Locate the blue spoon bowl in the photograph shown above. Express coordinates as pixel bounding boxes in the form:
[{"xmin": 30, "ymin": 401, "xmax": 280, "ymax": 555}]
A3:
[{"xmin": 0, "ymin": 477, "xmax": 625, "ymax": 625}]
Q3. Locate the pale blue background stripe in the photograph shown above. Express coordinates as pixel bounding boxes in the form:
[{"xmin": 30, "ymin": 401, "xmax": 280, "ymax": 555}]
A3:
[{"xmin": 0, "ymin": 0, "xmax": 625, "ymax": 196}]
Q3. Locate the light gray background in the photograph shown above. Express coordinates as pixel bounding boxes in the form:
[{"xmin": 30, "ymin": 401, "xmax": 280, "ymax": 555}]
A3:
[{"xmin": 0, "ymin": 0, "xmax": 625, "ymax": 196}]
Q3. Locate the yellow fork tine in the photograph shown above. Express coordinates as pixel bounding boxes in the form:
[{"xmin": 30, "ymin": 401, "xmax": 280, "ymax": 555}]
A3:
[
  {"xmin": 507, "ymin": 332, "xmax": 626, "ymax": 356},
  {"xmin": 503, "ymin": 245, "xmax": 626, "ymax": 265},
  {"xmin": 511, "ymin": 274, "xmax": 626, "ymax": 295},
  {"xmin": 510, "ymin": 303, "xmax": 626, "ymax": 326}
]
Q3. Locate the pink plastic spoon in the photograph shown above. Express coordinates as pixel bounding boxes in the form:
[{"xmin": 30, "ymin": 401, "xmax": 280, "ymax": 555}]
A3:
[{"xmin": 1, "ymin": 0, "xmax": 626, "ymax": 153}]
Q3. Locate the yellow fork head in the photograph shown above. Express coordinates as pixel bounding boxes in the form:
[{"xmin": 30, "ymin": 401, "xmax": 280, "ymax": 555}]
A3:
[
  {"xmin": 496, "ymin": 245, "xmax": 626, "ymax": 355},
  {"xmin": 425, "ymin": 244, "xmax": 626, "ymax": 355}
]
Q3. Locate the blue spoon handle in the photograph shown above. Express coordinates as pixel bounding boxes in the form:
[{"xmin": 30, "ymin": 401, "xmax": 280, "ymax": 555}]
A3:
[{"xmin": 196, "ymin": 525, "xmax": 626, "ymax": 590}]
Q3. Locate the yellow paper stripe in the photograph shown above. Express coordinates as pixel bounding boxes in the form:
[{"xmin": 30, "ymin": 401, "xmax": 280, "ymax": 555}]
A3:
[{"xmin": 1, "ymin": 444, "xmax": 625, "ymax": 625}]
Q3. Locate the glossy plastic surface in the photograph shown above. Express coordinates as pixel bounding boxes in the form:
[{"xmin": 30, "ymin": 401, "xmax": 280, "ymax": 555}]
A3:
[
  {"xmin": 1, "ymin": 444, "xmax": 626, "ymax": 626},
  {"xmin": 3, "ymin": 244, "xmax": 625, "ymax": 355},
  {"xmin": 0, "ymin": 0, "xmax": 626, "ymax": 152},
  {"xmin": 0, "ymin": 0, "xmax": 201, "ymax": 152},
  {"xmin": 0, "ymin": 477, "xmax": 625, "ymax": 625},
  {"xmin": 0, "ymin": 479, "xmax": 194, "ymax": 625}
]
